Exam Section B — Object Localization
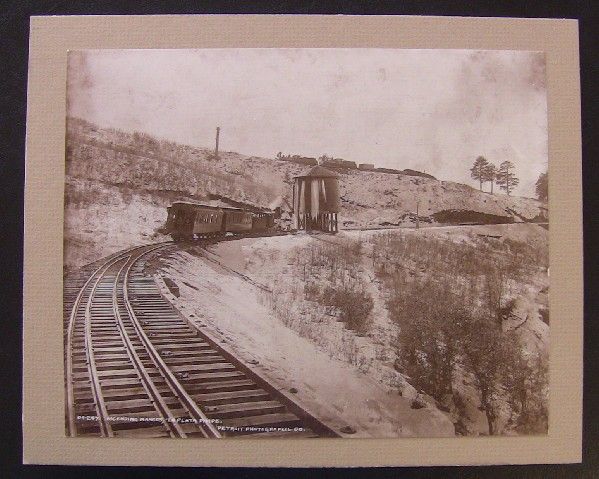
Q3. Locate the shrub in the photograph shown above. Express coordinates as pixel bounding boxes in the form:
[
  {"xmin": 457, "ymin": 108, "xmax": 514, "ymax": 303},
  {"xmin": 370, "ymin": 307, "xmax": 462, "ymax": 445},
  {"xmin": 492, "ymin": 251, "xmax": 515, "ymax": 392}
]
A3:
[
  {"xmin": 389, "ymin": 279, "xmax": 463, "ymax": 400},
  {"xmin": 504, "ymin": 349, "xmax": 549, "ymax": 434},
  {"xmin": 332, "ymin": 284, "xmax": 373, "ymax": 334},
  {"xmin": 297, "ymin": 239, "xmax": 373, "ymax": 335},
  {"xmin": 377, "ymin": 229, "xmax": 548, "ymax": 435}
]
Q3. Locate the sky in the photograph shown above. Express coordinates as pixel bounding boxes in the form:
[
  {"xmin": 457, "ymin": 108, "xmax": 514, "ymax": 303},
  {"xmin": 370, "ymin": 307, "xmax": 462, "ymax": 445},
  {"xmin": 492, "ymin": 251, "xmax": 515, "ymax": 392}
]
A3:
[{"xmin": 67, "ymin": 48, "xmax": 548, "ymax": 197}]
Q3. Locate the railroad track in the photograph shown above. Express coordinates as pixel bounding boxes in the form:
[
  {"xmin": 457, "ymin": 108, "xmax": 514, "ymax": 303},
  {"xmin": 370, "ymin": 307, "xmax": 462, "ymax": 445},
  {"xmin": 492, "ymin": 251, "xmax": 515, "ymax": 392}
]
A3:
[{"xmin": 64, "ymin": 242, "xmax": 338, "ymax": 439}]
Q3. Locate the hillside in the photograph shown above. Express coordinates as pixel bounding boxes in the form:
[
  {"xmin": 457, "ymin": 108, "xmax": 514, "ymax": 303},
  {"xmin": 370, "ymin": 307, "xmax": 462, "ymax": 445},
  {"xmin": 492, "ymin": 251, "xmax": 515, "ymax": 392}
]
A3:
[
  {"xmin": 64, "ymin": 118, "xmax": 547, "ymax": 268},
  {"xmin": 66, "ymin": 118, "xmax": 546, "ymax": 224},
  {"xmin": 159, "ymin": 224, "xmax": 549, "ymax": 436}
]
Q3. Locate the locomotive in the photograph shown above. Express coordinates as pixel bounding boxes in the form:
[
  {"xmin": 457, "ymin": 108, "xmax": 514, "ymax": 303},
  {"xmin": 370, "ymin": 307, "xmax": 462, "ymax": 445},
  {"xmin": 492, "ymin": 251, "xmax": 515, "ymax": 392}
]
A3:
[{"xmin": 164, "ymin": 201, "xmax": 275, "ymax": 240}]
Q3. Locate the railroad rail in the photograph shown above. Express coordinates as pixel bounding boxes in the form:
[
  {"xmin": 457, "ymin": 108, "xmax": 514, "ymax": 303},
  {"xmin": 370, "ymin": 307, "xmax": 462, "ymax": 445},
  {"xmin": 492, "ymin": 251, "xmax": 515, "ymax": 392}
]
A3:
[{"xmin": 64, "ymin": 242, "xmax": 338, "ymax": 438}]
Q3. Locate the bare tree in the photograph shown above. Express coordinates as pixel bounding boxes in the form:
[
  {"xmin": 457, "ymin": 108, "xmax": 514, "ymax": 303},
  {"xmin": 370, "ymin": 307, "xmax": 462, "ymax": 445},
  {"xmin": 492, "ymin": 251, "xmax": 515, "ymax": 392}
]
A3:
[
  {"xmin": 504, "ymin": 348, "xmax": 549, "ymax": 434},
  {"xmin": 460, "ymin": 317, "xmax": 517, "ymax": 435}
]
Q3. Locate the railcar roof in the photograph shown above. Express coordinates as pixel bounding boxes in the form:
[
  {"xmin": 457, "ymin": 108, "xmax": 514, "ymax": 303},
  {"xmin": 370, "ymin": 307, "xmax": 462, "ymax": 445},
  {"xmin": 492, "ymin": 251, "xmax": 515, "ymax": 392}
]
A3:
[{"xmin": 170, "ymin": 201, "xmax": 243, "ymax": 211}]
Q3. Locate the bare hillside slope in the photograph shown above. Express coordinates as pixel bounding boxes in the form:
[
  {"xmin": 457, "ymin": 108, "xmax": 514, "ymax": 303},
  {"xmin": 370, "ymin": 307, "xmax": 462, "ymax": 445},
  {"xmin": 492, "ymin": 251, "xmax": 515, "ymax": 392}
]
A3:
[{"xmin": 66, "ymin": 117, "xmax": 547, "ymax": 231}]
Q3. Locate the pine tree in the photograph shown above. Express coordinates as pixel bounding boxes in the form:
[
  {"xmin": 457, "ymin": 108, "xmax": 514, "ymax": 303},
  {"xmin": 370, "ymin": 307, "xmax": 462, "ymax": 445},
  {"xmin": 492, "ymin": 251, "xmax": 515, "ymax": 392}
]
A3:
[
  {"xmin": 535, "ymin": 172, "xmax": 548, "ymax": 201},
  {"xmin": 483, "ymin": 163, "xmax": 497, "ymax": 193},
  {"xmin": 470, "ymin": 156, "xmax": 489, "ymax": 191},
  {"xmin": 496, "ymin": 161, "xmax": 520, "ymax": 196}
]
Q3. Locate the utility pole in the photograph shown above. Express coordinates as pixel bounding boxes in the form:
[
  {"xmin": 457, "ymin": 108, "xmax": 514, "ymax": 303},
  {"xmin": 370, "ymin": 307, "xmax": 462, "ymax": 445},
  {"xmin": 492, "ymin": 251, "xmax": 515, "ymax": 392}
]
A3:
[
  {"xmin": 415, "ymin": 182, "xmax": 421, "ymax": 230},
  {"xmin": 215, "ymin": 126, "xmax": 220, "ymax": 159}
]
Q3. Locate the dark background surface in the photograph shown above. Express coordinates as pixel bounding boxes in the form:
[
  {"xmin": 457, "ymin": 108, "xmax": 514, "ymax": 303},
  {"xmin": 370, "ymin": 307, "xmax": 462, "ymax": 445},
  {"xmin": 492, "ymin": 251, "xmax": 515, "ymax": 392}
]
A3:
[{"xmin": 1, "ymin": 1, "xmax": 597, "ymax": 477}]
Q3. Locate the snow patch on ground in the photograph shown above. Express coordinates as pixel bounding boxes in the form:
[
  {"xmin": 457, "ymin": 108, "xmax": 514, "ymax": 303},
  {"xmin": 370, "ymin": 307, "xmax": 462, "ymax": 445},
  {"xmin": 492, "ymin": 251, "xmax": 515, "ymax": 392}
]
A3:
[
  {"xmin": 187, "ymin": 226, "xmax": 549, "ymax": 437},
  {"xmin": 158, "ymin": 249, "xmax": 455, "ymax": 438},
  {"xmin": 64, "ymin": 178, "xmax": 171, "ymax": 270},
  {"xmin": 204, "ymin": 233, "xmax": 405, "ymax": 391}
]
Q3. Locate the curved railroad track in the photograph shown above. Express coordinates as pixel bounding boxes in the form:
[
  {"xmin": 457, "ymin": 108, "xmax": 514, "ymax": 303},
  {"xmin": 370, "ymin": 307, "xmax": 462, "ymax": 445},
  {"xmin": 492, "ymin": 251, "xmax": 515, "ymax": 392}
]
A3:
[{"xmin": 64, "ymin": 242, "xmax": 338, "ymax": 439}]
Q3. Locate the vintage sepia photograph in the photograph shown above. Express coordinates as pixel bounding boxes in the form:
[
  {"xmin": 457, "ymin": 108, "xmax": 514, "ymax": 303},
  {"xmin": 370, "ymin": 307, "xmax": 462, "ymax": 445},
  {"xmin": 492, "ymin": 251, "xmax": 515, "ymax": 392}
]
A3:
[{"xmin": 63, "ymin": 48, "xmax": 549, "ymax": 440}]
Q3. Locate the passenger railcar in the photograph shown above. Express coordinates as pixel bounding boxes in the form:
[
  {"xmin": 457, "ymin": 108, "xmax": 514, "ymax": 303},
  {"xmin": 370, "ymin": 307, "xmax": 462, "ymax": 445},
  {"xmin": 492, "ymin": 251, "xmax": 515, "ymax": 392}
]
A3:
[
  {"xmin": 165, "ymin": 201, "xmax": 275, "ymax": 240},
  {"xmin": 222, "ymin": 208, "xmax": 253, "ymax": 234},
  {"xmin": 165, "ymin": 202, "xmax": 223, "ymax": 240}
]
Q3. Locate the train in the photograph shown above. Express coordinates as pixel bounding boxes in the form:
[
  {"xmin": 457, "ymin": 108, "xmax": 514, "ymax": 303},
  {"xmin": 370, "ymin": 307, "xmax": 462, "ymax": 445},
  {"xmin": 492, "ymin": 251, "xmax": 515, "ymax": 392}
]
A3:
[{"xmin": 164, "ymin": 201, "xmax": 276, "ymax": 240}]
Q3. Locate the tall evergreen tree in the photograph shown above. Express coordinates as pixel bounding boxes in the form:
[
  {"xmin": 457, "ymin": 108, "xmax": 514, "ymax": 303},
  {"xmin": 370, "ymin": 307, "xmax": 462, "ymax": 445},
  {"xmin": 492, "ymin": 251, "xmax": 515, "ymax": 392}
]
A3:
[
  {"xmin": 535, "ymin": 171, "xmax": 548, "ymax": 201},
  {"xmin": 496, "ymin": 161, "xmax": 520, "ymax": 196},
  {"xmin": 483, "ymin": 163, "xmax": 497, "ymax": 193},
  {"xmin": 470, "ymin": 156, "xmax": 489, "ymax": 191}
]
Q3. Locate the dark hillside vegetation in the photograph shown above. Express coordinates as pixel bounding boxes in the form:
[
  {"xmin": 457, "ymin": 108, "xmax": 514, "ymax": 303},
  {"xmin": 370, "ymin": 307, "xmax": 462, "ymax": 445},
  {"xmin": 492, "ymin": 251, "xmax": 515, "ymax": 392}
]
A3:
[{"xmin": 371, "ymin": 229, "xmax": 548, "ymax": 435}]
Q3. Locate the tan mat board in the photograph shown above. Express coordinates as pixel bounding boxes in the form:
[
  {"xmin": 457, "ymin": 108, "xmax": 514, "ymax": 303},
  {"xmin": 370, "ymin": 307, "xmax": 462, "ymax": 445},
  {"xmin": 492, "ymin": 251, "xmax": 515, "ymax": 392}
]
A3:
[{"xmin": 23, "ymin": 15, "xmax": 581, "ymax": 466}]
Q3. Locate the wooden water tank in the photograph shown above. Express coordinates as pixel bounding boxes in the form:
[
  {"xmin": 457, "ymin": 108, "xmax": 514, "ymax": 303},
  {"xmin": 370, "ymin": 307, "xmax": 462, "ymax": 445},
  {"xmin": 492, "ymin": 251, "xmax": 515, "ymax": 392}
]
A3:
[{"xmin": 292, "ymin": 165, "xmax": 340, "ymax": 233}]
